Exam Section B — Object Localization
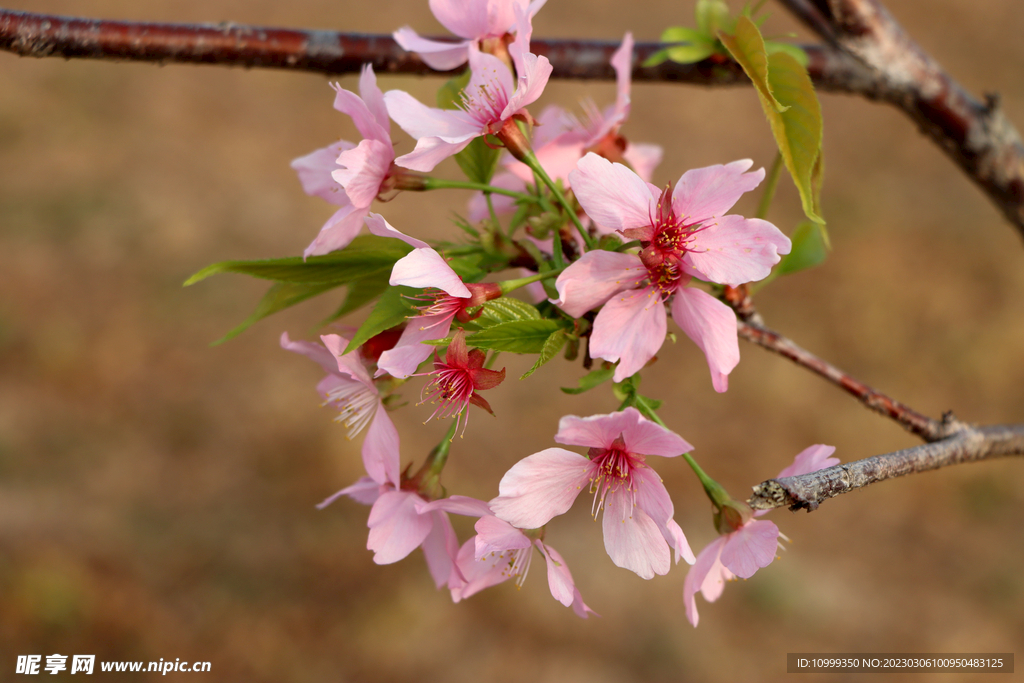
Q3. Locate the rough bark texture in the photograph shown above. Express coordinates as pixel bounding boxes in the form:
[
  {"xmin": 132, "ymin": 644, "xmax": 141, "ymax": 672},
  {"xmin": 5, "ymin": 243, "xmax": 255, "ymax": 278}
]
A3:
[{"xmin": 749, "ymin": 424, "xmax": 1024, "ymax": 511}]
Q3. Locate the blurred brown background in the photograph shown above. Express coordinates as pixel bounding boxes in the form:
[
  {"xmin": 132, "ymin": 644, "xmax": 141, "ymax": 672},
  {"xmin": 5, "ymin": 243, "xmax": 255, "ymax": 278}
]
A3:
[{"xmin": 1, "ymin": 0, "xmax": 1023, "ymax": 680}]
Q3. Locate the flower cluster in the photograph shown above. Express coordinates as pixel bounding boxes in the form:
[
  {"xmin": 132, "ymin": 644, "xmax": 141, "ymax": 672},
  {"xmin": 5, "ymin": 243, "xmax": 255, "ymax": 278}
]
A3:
[{"xmin": 261, "ymin": 0, "xmax": 830, "ymax": 622}]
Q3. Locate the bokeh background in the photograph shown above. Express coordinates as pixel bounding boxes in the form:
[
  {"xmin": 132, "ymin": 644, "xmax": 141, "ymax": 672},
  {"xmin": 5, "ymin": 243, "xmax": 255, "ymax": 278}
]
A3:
[{"xmin": 2, "ymin": 0, "xmax": 1023, "ymax": 680}]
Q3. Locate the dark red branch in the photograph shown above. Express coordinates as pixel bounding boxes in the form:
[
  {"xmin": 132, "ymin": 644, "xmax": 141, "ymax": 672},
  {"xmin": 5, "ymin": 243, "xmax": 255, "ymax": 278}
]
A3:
[
  {"xmin": 737, "ymin": 319, "xmax": 950, "ymax": 442},
  {"xmin": 748, "ymin": 423, "xmax": 1024, "ymax": 511},
  {"xmin": 0, "ymin": 9, "xmax": 871, "ymax": 87}
]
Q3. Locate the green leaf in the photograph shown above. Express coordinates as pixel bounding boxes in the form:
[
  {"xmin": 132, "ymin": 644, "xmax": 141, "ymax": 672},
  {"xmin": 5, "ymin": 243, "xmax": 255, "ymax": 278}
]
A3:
[
  {"xmin": 454, "ymin": 136, "xmax": 501, "ymax": 184},
  {"xmin": 343, "ymin": 285, "xmax": 418, "ymax": 354},
  {"xmin": 184, "ymin": 235, "xmax": 413, "ymax": 285},
  {"xmin": 466, "ymin": 320, "xmax": 565, "ymax": 354},
  {"xmin": 561, "ymin": 366, "xmax": 615, "ymax": 394},
  {"xmin": 696, "ymin": 0, "xmax": 732, "ymax": 36},
  {"xmin": 718, "ymin": 16, "xmax": 787, "ymax": 113},
  {"xmin": 775, "ymin": 221, "xmax": 828, "ymax": 276},
  {"xmin": 213, "ymin": 281, "xmax": 342, "ymax": 345},
  {"xmin": 719, "ymin": 16, "xmax": 825, "ymax": 225},
  {"xmin": 476, "ymin": 298, "xmax": 542, "ymax": 328},
  {"xmin": 520, "ymin": 330, "xmax": 568, "ymax": 379},
  {"xmin": 765, "ymin": 40, "xmax": 809, "ymax": 68},
  {"xmin": 655, "ymin": 27, "xmax": 717, "ymax": 64},
  {"xmin": 317, "ymin": 272, "xmax": 391, "ymax": 327}
]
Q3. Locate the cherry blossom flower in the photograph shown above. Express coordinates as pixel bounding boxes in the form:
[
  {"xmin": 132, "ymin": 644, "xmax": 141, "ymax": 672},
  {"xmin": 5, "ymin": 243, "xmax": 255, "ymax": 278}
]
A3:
[
  {"xmin": 280, "ymin": 331, "xmax": 399, "ymax": 487},
  {"xmin": 504, "ymin": 33, "xmax": 663, "ymax": 191},
  {"xmin": 554, "ymin": 153, "xmax": 792, "ymax": 389},
  {"xmin": 385, "ymin": 6, "xmax": 552, "ymax": 172},
  {"xmin": 490, "ymin": 408, "xmax": 696, "ymax": 579},
  {"xmin": 292, "ymin": 66, "xmax": 422, "ymax": 258},
  {"xmin": 419, "ymin": 329, "xmax": 506, "ymax": 432},
  {"xmin": 316, "ymin": 438, "xmax": 464, "ymax": 591},
  {"xmin": 394, "ymin": 0, "xmax": 548, "ymax": 71},
  {"xmin": 365, "ymin": 213, "xmax": 502, "ymax": 379},
  {"xmin": 683, "ymin": 445, "xmax": 839, "ymax": 626},
  {"xmin": 417, "ymin": 496, "xmax": 597, "ymax": 618}
]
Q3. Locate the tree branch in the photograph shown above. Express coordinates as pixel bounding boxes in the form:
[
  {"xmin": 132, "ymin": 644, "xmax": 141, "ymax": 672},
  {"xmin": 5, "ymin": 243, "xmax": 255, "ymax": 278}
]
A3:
[
  {"xmin": 0, "ymin": 8, "xmax": 868, "ymax": 87},
  {"xmin": 737, "ymin": 318, "xmax": 952, "ymax": 442},
  {"xmin": 777, "ymin": 0, "xmax": 1024, "ymax": 242},
  {"xmin": 722, "ymin": 285, "xmax": 1024, "ymax": 512},
  {"xmin": 725, "ymin": 284, "xmax": 951, "ymax": 442},
  {"xmin": 748, "ymin": 423, "xmax": 1024, "ymax": 511},
  {"xmin": 3, "ymin": 6, "xmax": 1021, "ymax": 240}
]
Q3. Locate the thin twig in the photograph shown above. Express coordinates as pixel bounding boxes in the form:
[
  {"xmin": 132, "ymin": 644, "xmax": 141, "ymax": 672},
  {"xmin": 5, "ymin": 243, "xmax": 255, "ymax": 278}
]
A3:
[
  {"xmin": 724, "ymin": 285, "xmax": 950, "ymax": 442},
  {"xmin": 777, "ymin": 0, "xmax": 1024, "ymax": 242},
  {"xmin": 748, "ymin": 423, "xmax": 1024, "ymax": 511},
  {"xmin": 724, "ymin": 287, "xmax": 1024, "ymax": 512},
  {"xmin": 737, "ymin": 319, "xmax": 949, "ymax": 442}
]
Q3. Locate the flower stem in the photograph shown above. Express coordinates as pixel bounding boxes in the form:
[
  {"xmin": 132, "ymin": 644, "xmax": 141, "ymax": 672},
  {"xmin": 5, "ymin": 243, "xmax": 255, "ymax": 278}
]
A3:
[
  {"xmin": 498, "ymin": 266, "xmax": 568, "ymax": 295},
  {"xmin": 421, "ymin": 177, "xmax": 539, "ymax": 203},
  {"xmin": 427, "ymin": 421, "xmax": 460, "ymax": 473},
  {"xmin": 755, "ymin": 152, "xmax": 783, "ymax": 220},
  {"xmin": 682, "ymin": 453, "xmax": 732, "ymax": 509},
  {"xmin": 517, "ymin": 149, "xmax": 597, "ymax": 251}
]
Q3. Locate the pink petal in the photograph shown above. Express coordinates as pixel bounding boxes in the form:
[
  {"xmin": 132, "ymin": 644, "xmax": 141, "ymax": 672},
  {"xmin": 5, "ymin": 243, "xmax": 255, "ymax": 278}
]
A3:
[
  {"xmin": 552, "ymin": 250, "xmax": 645, "ymax": 319},
  {"xmin": 303, "ymin": 204, "xmax": 366, "ymax": 258},
  {"xmin": 719, "ymin": 519, "xmax": 779, "ymax": 579},
  {"xmin": 384, "ymin": 89, "xmax": 482, "ymax": 143},
  {"xmin": 389, "ymin": 248, "xmax": 471, "ymax": 297},
  {"xmin": 417, "ymin": 494, "xmax": 493, "ymax": 518},
  {"xmin": 361, "ymin": 402, "xmax": 401, "ymax": 488},
  {"xmin": 375, "ymin": 313, "xmax": 455, "ymax": 379},
  {"xmin": 320, "ymin": 334, "xmax": 373, "ymax": 386},
  {"xmin": 554, "ymin": 408, "xmax": 691, "ymax": 457},
  {"xmin": 601, "ymin": 489, "xmax": 671, "ymax": 579},
  {"xmin": 631, "ymin": 467, "xmax": 692, "ymax": 565},
  {"xmin": 621, "ymin": 408, "xmax": 693, "ymax": 457},
  {"xmin": 683, "ymin": 536, "xmax": 727, "ymax": 627},
  {"xmin": 394, "ymin": 27, "xmax": 472, "ymax": 70},
  {"xmin": 474, "ymin": 515, "xmax": 531, "ymax": 557},
  {"xmin": 504, "ymin": 48, "xmax": 552, "ymax": 117},
  {"xmin": 317, "ymin": 476, "xmax": 380, "ymax": 509},
  {"xmin": 280, "ymin": 331, "xmax": 339, "ymax": 374},
  {"xmin": 421, "ymin": 510, "xmax": 461, "ymax": 588},
  {"xmin": 670, "ymin": 287, "xmax": 740, "ymax": 393},
  {"xmin": 367, "ymin": 491, "xmax": 434, "ymax": 564},
  {"xmin": 332, "ymin": 139, "xmax": 393, "ymax": 209},
  {"xmin": 395, "ymin": 136, "xmax": 477, "ymax": 172},
  {"xmin": 672, "ymin": 159, "xmax": 764, "ymax": 225},
  {"xmin": 664, "ymin": 518, "xmax": 697, "ymax": 565},
  {"xmin": 357, "ymin": 64, "xmax": 390, "ymax": 136},
  {"xmin": 363, "ymin": 212, "xmax": 429, "ymax": 249},
  {"xmin": 684, "ymin": 215, "xmax": 791, "ymax": 286},
  {"xmin": 622, "ymin": 142, "xmax": 663, "ymax": 183},
  {"xmin": 610, "ymin": 33, "xmax": 634, "ymax": 123},
  {"xmin": 568, "ymin": 153, "xmax": 655, "ymax": 232},
  {"xmin": 589, "ymin": 285, "xmax": 668, "ymax": 382},
  {"xmin": 777, "ymin": 444, "xmax": 839, "ymax": 479},
  {"xmin": 450, "ymin": 537, "xmax": 513, "ymax": 602},
  {"xmin": 429, "ymin": 0, "xmax": 495, "ymax": 39},
  {"xmin": 290, "ymin": 141, "xmax": 355, "ymax": 205},
  {"xmin": 489, "ymin": 448, "xmax": 591, "ymax": 529},
  {"xmin": 466, "ymin": 46, "xmax": 516, "ymax": 112},
  {"xmin": 536, "ymin": 540, "xmax": 575, "ymax": 607},
  {"xmin": 331, "ymin": 82, "xmax": 389, "ymax": 145},
  {"xmin": 570, "ymin": 587, "xmax": 599, "ymax": 619}
]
